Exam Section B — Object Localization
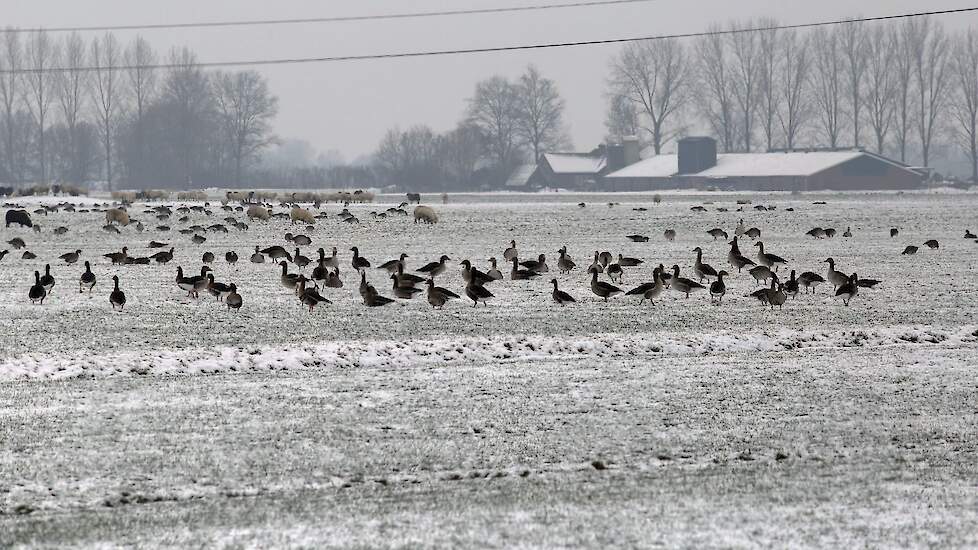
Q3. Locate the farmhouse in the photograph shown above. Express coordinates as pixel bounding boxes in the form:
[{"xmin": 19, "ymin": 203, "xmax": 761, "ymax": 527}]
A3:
[
  {"xmin": 603, "ymin": 136, "xmax": 924, "ymax": 191},
  {"xmin": 505, "ymin": 137, "xmax": 642, "ymax": 190}
]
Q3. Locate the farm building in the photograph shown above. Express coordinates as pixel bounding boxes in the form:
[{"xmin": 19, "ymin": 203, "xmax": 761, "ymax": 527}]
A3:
[
  {"xmin": 505, "ymin": 137, "xmax": 642, "ymax": 190},
  {"xmin": 603, "ymin": 137, "xmax": 925, "ymax": 191}
]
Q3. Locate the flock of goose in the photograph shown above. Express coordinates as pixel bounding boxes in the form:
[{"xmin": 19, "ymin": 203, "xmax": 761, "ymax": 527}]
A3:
[{"xmin": 4, "ymin": 199, "xmax": 965, "ymax": 314}]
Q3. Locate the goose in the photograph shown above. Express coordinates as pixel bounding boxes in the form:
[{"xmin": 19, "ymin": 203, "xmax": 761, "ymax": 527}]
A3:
[
  {"xmin": 965, "ymin": 229, "xmax": 977, "ymax": 239},
  {"xmin": 22, "ymin": 251, "xmax": 36, "ymax": 260},
  {"xmin": 924, "ymin": 239, "xmax": 940, "ymax": 250},
  {"xmin": 395, "ymin": 263, "xmax": 425, "ymax": 286},
  {"xmin": 418, "ymin": 255, "xmax": 451, "ymax": 278},
  {"xmin": 359, "ymin": 270, "xmax": 376, "ymax": 301},
  {"xmin": 350, "ymin": 246, "xmax": 371, "ymax": 271},
  {"xmin": 0, "ymin": 250, "xmax": 7, "ymax": 262},
  {"xmin": 767, "ymin": 280, "xmax": 787, "ymax": 310},
  {"xmin": 59, "ymin": 249, "xmax": 82, "ymax": 265},
  {"xmin": 707, "ymin": 228, "xmax": 729, "ymax": 240},
  {"xmin": 824, "ymin": 228, "xmax": 837, "ymax": 238},
  {"xmin": 362, "ymin": 286, "xmax": 395, "ymax": 307},
  {"xmin": 379, "ymin": 252, "xmax": 409, "ymax": 273},
  {"xmin": 53, "ymin": 226, "xmax": 68, "ymax": 235},
  {"xmin": 843, "ymin": 227, "xmax": 852, "ymax": 238},
  {"xmin": 520, "ymin": 254, "xmax": 549, "ymax": 273},
  {"xmin": 890, "ymin": 228, "xmax": 899, "ymax": 238},
  {"xmin": 325, "ymin": 267, "xmax": 344, "ymax": 289},
  {"xmin": 206, "ymin": 273, "xmax": 233, "ymax": 301},
  {"xmin": 784, "ymin": 270, "xmax": 800, "ymax": 298},
  {"xmin": 754, "ymin": 242, "xmax": 787, "ymax": 271},
  {"xmin": 293, "ymin": 248, "xmax": 311, "ymax": 270},
  {"xmin": 617, "ymin": 253, "xmax": 643, "ymax": 268},
  {"xmin": 692, "ymin": 247, "xmax": 718, "ymax": 282},
  {"xmin": 260, "ymin": 245, "xmax": 291, "ymax": 262},
  {"xmin": 511, "ymin": 257, "xmax": 541, "ymax": 280},
  {"xmin": 663, "ymin": 229, "xmax": 676, "ymax": 242},
  {"xmin": 626, "ymin": 234, "xmax": 649, "ymax": 242},
  {"xmin": 29, "ymin": 271, "xmax": 46, "ymax": 304},
  {"xmin": 311, "ymin": 257, "xmax": 330, "ymax": 288},
  {"xmin": 39, "ymin": 264, "xmax": 55, "ymax": 293},
  {"xmin": 250, "ymin": 246, "xmax": 265, "ymax": 263},
  {"xmin": 669, "ymin": 265, "xmax": 706, "ymax": 298},
  {"xmin": 464, "ymin": 280, "xmax": 494, "ymax": 307},
  {"xmin": 192, "ymin": 234, "xmax": 206, "ymax": 245},
  {"xmin": 797, "ymin": 272, "xmax": 825, "ymax": 293},
  {"xmin": 280, "ymin": 261, "xmax": 300, "ymax": 292},
  {"xmin": 710, "ymin": 270, "xmax": 728, "ymax": 303},
  {"xmin": 588, "ymin": 252, "xmax": 604, "ymax": 274},
  {"xmin": 901, "ymin": 245, "xmax": 918, "ymax": 255},
  {"xmin": 108, "ymin": 276, "xmax": 126, "ymax": 310},
  {"xmin": 550, "ymin": 279, "xmax": 576, "ymax": 305},
  {"xmin": 745, "ymin": 227, "xmax": 762, "ymax": 240},
  {"xmin": 735, "ymin": 219, "xmax": 747, "ymax": 237},
  {"xmin": 835, "ymin": 273, "xmax": 859, "ymax": 306},
  {"xmin": 151, "ymin": 247, "xmax": 175, "ymax": 264},
  {"xmin": 322, "ymin": 246, "xmax": 339, "ymax": 268},
  {"xmin": 460, "ymin": 260, "xmax": 494, "ymax": 286},
  {"xmin": 8, "ymin": 237, "xmax": 26, "ymax": 249},
  {"xmin": 288, "ymin": 233, "xmax": 313, "ymax": 246},
  {"xmin": 598, "ymin": 251, "xmax": 613, "ymax": 267},
  {"xmin": 749, "ymin": 265, "xmax": 773, "ymax": 286},
  {"xmin": 226, "ymin": 284, "xmax": 243, "ymax": 311},
  {"xmin": 823, "ymin": 258, "xmax": 848, "ymax": 290},
  {"xmin": 589, "ymin": 268, "xmax": 623, "ymax": 301},
  {"xmin": 503, "ymin": 240, "xmax": 518, "ymax": 261},
  {"xmin": 626, "ymin": 267, "xmax": 665, "ymax": 305},
  {"xmin": 391, "ymin": 274, "xmax": 424, "ymax": 299},
  {"xmin": 726, "ymin": 237, "xmax": 756, "ymax": 273},
  {"xmin": 656, "ymin": 263, "xmax": 673, "ymax": 288},
  {"xmin": 104, "ymin": 247, "xmax": 129, "ymax": 264},
  {"xmin": 201, "ymin": 251, "xmax": 215, "ymax": 264},
  {"xmin": 857, "ymin": 277, "xmax": 882, "ymax": 289},
  {"xmin": 606, "ymin": 262, "xmax": 623, "ymax": 283},
  {"xmin": 425, "ymin": 279, "xmax": 460, "ymax": 309},
  {"xmin": 225, "ymin": 251, "xmax": 238, "ymax": 265},
  {"xmin": 297, "ymin": 277, "xmax": 331, "ymax": 312},
  {"xmin": 79, "ymin": 261, "xmax": 96, "ymax": 293},
  {"xmin": 557, "ymin": 248, "xmax": 576, "ymax": 274},
  {"xmin": 486, "ymin": 258, "xmax": 504, "ymax": 280},
  {"xmin": 806, "ymin": 227, "xmax": 827, "ymax": 239},
  {"xmin": 176, "ymin": 266, "xmax": 211, "ymax": 298}
]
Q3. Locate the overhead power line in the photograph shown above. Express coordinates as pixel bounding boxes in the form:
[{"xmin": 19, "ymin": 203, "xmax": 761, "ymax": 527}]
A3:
[
  {"xmin": 1, "ymin": 6, "xmax": 976, "ymax": 75},
  {"xmin": 0, "ymin": 0, "xmax": 659, "ymax": 33}
]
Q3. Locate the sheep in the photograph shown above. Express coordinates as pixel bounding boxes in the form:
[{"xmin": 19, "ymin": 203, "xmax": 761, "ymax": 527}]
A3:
[
  {"xmin": 247, "ymin": 205, "xmax": 271, "ymax": 221},
  {"xmin": 5, "ymin": 209, "xmax": 32, "ymax": 228},
  {"xmin": 105, "ymin": 207, "xmax": 131, "ymax": 226},
  {"xmin": 290, "ymin": 206, "xmax": 315, "ymax": 225},
  {"xmin": 406, "ymin": 193, "xmax": 421, "ymax": 204},
  {"xmin": 413, "ymin": 205, "xmax": 438, "ymax": 224}
]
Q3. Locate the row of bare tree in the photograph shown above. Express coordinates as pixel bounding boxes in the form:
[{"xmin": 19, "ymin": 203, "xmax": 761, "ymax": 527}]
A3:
[
  {"xmin": 0, "ymin": 30, "xmax": 278, "ymax": 189},
  {"xmin": 607, "ymin": 16, "xmax": 978, "ymax": 180}
]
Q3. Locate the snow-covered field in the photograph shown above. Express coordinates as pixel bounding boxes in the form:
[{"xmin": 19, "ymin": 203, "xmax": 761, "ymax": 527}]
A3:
[{"xmin": 2, "ymin": 192, "xmax": 977, "ymax": 547}]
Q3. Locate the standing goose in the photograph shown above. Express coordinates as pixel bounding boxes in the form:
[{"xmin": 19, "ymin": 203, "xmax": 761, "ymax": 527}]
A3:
[
  {"xmin": 29, "ymin": 271, "xmax": 46, "ymax": 304},
  {"xmin": 503, "ymin": 240, "xmax": 518, "ymax": 261},
  {"xmin": 606, "ymin": 262, "xmax": 623, "ymax": 283},
  {"xmin": 464, "ymin": 280, "xmax": 494, "ymax": 307},
  {"xmin": 391, "ymin": 274, "xmax": 424, "ymax": 299},
  {"xmin": 206, "ymin": 273, "xmax": 233, "ymax": 301},
  {"xmin": 511, "ymin": 257, "xmax": 541, "ymax": 280},
  {"xmin": 598, "ymin": 251, "xmax": 613, "ymax": 267},
  {"xmin": 727, "ymin": 237, "xmax": 755, "ymax": 272},
  {"xmin": 692, "ymin": 247, "xmax": 718, "ymax": 282},
  {"xmin": 486, "ymin": 258, "xmax": 504, "ymax": 281},
  {"xmin": 744, "ymin": 227, "xmax": 762, "ymax": 240},
  {"xmin": 250, "ymin": 246, "xmax": 265, "ymax": 263},
  {"xmin": 326, "ymin": 267, "xmax": 344, "ymax": 289},
  {"xmin": 557, "ymin": 247, "xmax": 576, "ymax": 274},
  {"xmin": 843, "ymin": 227, "xmax": 852, "ymax": 238},
  {"xmin": 626, "ymin": 267, "xmax": 665, "ymax": 305},
  {"xmin": 226, "ymin": 284, "xmax": 243, "ymax": 311},
  {"xmin": 520, "ymin": 254, "xmax": 549, "ymax": 273},
  {"xmin": 656, "ymin": 263, "xmax": 673, "ymax": 288},
  {"xmin": 754, "ymin": 242, "xmax": 787, "ymax": 271},
  {"xmin": 260, "ymin": 245, "xmax": 292, "ymax": 262},
  {"xmin": 425, "ymin": 279, "xmax": 460, "ymax": 309},
  {"xmin": 378, "ymin": 253, "xmax": 409, "ymax": 273},
  {"xmin": 176, "ymin": 266, "xmax": 211, "ymax": 298},
  {"xmin": 297, "ymin": 277, "xmax": 331, "ymax": 312},
  {"xmin": 280, "ymin": 261, "xmax": 300, "ymax": 292},
  {"xmin": 359, "ymin": 270, "xmax": 376, "ymax": 301},
  {"xmin": 293, "ymin": 248, "xmax": 311, "ymax": 270},
  {"xmin": 104, "ymin": 247, "xmax": 129, "ymax": 264},
  {"xmin": 784, "ymin": 270, "xmax": 800, "ymax": 299},
  {"xmin": 550, "ymin": 279, "xmax": 576, "ymax": 305},
  {"xmin": 835, "ymin": 273, "xmax": 859, "ymax": 306},
  {"xmin": 417, "ymin": 255, "xmax": 451, "ymax": 278},
  {"xmin": 588, "ymin": 252, "xmax": 604, "ymax": 274},
  {"xmin": 669, "ymin": 265, "xmax": 706, "ymax": 298},
  {"xmin": 890, "ymin": 228, "xmax": 899, "ymax": 238},
  {"xmin": 225, "ymin": 251, "xmax": 238, "ymax": 265},
  {"xmin": 8, "ymin": 237, "xmax": 26, "ymax": 250},
  {"xmin": 710, "ymin": 270, "xmax": 728, "ymax": 303},
  {"xmin": 151, "ymin": 247, "xmax": 175, "ymax": 265},
  {"xmin": 311, "ymin": 256, "xmax": 330, "ymax": 288},
  {"xmin": 707, "ymin": 228, "xmax": 729, "ymax": 240},
  {"xmin": 798, "ymin": 271, "xmax": 825, "ymax": 293},
  {"xmin": 767, "ymin": 280, "xmax": 787, "ymax": 310},
  {"xmin": 39, "ymin": 264, "xmax": 56, "ymax": 293},
  {"xmin": 395, "ymin": 263, "xmax": 425, "ymax": 286},
  {"xmin": 460, "ymin": 260, "xmax": 494, "ymax": 286},
  {"xmin": 202, "ymin": 251, "xmax": 215, "ymax": 264},
  {"xmin": 79, "ymin": 261, "xmax": 96, "ymax": 293},
  {"xmin": 59, "ymin": 249, "xmax": 82, "ymax": 265},
  {"xmin": 748, "ymin": 265, "xmax": 773, "ymax": 286},
  {"xmin": 824, "ymin": 228, "xmax": 837, "ymax": 238},
  {"xmin": 109, "ymin": 276, "xmax": 126, "ymax": 311},
  {"xmin": 350, "ymin": 246, "xmax": 371, "ymax": 271},
  {"xmin": 965, "ymin": 229, "xmax": 977, "ymax": 239},
  {"xmin": 735, "ymin": 219, "xmax": 746, "ymax": 237},
  {"xmin": 322, "ymin": 246, "xmax": 339, "ymax": 268},
  {"xmin": 823, "ymin": 258, "xmax": 848, "ymax": 290},
  {"xmin": 589, "ymin": 268, "xmax": 623, "ymax": 301}
]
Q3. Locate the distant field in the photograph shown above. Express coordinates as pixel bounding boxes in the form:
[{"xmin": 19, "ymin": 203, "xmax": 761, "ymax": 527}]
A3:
[{"xmin": 2, "ymin": 192, "xmax": 977, "ymax": 547}]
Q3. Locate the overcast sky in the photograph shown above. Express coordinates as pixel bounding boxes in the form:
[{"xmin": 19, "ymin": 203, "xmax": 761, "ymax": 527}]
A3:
[{"xmin": 7, "ymin": 0, "xmax": 978, "ymax": 161}]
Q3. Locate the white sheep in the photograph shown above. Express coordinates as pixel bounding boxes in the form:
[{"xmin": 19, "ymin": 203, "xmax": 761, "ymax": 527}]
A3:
[
  {"xmin": 413, "ymin": 205, "xmax": 438, "ymax": 224},
  {"xmin": 290, "ymin": 206, "xmax": 315, "ymax": 225},
  {"xmin": 247, "ymin": 205, "xmax": 271, "ymax": 221},
  {"xmin": 105, "ymin": 207, "xmax": 131, "ymax": 226}
]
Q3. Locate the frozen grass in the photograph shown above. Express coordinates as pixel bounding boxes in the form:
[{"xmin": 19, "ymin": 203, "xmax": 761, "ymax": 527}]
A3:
[{"xmin": 1, "ymin": 192, "xmax": 978, "ymax": 546}]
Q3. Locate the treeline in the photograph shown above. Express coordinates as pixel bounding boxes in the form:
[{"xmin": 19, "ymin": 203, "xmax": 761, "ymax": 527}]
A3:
[
  {"xmin": 607, "ymin": 16, "xmax": 978, "ymax": 179},
  {"xmin": 0, "ymin": 30, "xmax": 278, "ymax": 190}
]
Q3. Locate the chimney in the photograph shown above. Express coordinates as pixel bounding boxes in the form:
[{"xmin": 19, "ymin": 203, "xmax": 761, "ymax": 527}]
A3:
[
  {"xmin": 605, "ymin": 143, "xmax": 625, "ymax": 172},
  {"xmin": 622, "ymin": 136, "xmax": 640, "ymax": 167},
  {"xmin": 678, "ymin": 137, "xmax": 717, "ymax": 174}
]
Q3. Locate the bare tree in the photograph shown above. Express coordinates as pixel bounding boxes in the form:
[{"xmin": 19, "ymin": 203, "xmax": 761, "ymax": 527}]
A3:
[
  {"xmin": 467, "ymin": 76, "xmax": 521, "ymax": 170},
  {"xmin": 756, "ymin": 21, "xmax": 779, "ymax": 151},
  {"xmin": 441, "ymin": 123, "xmax": 484, "ymax": 188},
  {"xmin": 729, "ymin": 21, "xmax": 761, "ymax": 151},
  {"xmin": 213, "ymin": 70, "xmax": 278, "ymax": 183},
  {"xmin": 124, "ymin": 36, "xmax": 158, "ymax": 186},
  {"xmin": 864, "ymin": 24, "xmax": 896, "ymax": 155},
  {"xmin": 893, "ymin": 24, "xmax": 916, "ymax": 162},
  {"xmin": 951, "ymin": 29, "xmax": 978, "ymax": 181},
  {"xmin": 696, "ymin": 28, "xmax": 736, "ymax": 152},
  {"xmin": 777, "ymin": 29, "xmax": 811, "ymax": 149},
  {"xmin": 163, "ymin": 47, "xmax": 214, "ymax": 188},
  {"xmin": 91, "ymin": 33, "xmax": 123, "ymax": 190},
  {"xmin": 605, "ymin": 93, "xmax": 639, "ymax": 140},
  {"xmin": 0, "ymin": 30, "xmax": 24, "ymax": 181},
  {"xmin": 25, "ymin": 30, "xmax": 58, "ymax": 184},
  {"xmin": 514, "ymin": 65, "xmax": 567, "ymax": 161},
  {"xmin": 839, "ymin": 20, "xmax": 868, "ymax": 148},
  {"xmin": 609, "ymin": 38, "xmax": 688, "ymax": 154},
  {"xmin": 56, "ymin": 32, "xmax": 88, "ymax": 184},
  {"xmin": 811, "ymin": 27, "xmax": 845, "ymax": 148},
  {"xmin": 909, "ymin": 17, "xmax": 950, "ymax": 168}
]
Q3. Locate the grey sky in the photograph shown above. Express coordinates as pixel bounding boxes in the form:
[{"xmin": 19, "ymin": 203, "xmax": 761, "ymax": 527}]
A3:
[{"xmin": 7, "ymin": 0, "xmax": 978, "ymax": 160}]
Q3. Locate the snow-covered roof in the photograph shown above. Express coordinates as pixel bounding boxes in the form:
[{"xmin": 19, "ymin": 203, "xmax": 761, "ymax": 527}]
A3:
[
  {"xmin": 605, "ymin": 151, "xmax": 901, "ymax": 179},
  {"xmin": 505, "ymin": 164, "xmax": 538, "ymax": 187},
  {"xmin": 543, "ymin": 153, "xmax": 606, "ymax": 174}
]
